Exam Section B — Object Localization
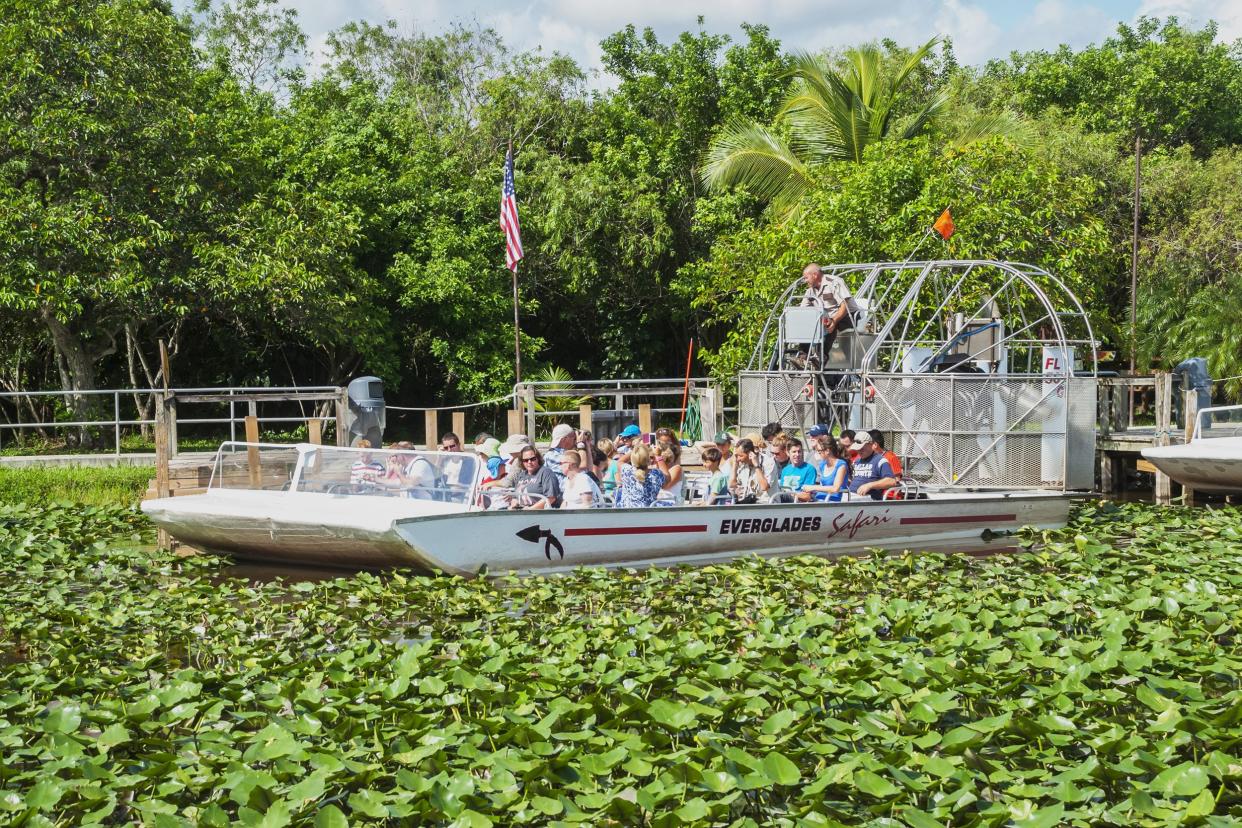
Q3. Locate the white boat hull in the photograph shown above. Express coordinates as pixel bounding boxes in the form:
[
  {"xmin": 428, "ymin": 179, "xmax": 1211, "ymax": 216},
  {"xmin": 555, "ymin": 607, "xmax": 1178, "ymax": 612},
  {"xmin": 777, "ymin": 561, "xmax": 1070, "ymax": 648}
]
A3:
[
  {"xmin": 1142, "ymin": 437, "xmax": 1242, "ymax": 494},
  {"xmin": 143, "ymin": 489, "xmax": 1072, "ymax": 576}
]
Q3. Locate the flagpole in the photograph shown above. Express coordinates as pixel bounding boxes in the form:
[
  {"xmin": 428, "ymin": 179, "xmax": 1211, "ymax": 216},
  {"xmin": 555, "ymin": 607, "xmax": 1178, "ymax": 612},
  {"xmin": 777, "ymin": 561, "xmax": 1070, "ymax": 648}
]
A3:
[
  {"xmin": 512, "ymin": 263, "xmax": 522, "ymax": 385},
  {"xmin": 895, "ymin": 208, "xmax": 952, "ymax": 274},
  {"xmin": 504, "ymin": 138, "xmax": 523, "ymax": 386}
]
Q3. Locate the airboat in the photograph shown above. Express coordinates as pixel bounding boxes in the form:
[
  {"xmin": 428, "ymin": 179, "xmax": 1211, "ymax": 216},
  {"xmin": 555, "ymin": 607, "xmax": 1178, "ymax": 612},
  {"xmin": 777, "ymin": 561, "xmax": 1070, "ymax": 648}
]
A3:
[
  {"xmin": 143, "ymin": 260, "xmax": 1098, "ymax": 575},
  {"xmin": 1142, "ymin": 404, "xmax": 1242, "ymax": 494}
]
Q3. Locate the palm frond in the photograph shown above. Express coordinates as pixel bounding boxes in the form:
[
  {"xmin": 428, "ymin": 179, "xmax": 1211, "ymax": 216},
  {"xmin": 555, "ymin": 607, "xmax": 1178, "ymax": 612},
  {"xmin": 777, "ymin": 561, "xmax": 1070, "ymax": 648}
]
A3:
[
  {"xmin": 842, "ymin": 44, "xmax": 883, "ymax": 108},
  {"xmin": 945, "ymin": 111, "xmax": 1037, "ymax": 152},
  {"xmin": 898, "ymin": 88, "xmax": 953, "ymax": 140},
  {"xmin": 780, "ymin": 52, "xmax": 871, "ymax": 163},
  {"xmin": 889, "ymin": 36, "xmax": 942, "ymax": 92},
  {"xmin": 701, "ymin": 120, "xmax": 810, "ymax": 214}
]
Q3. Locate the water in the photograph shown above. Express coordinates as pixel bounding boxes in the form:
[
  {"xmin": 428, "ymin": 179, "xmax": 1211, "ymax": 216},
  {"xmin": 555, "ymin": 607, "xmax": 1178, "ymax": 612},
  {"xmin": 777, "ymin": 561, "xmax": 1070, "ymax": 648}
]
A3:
[{"xmin": 213, "ymin": 534, "xmax": 1030, "ymax": 585}]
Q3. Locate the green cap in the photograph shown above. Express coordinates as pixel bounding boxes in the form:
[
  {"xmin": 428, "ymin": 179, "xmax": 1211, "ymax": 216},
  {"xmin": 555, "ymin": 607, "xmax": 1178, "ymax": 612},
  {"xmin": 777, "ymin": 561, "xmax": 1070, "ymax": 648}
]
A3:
[{"xmin": 713, "ymin": 431, "xmax": 733, "ymax": 444}]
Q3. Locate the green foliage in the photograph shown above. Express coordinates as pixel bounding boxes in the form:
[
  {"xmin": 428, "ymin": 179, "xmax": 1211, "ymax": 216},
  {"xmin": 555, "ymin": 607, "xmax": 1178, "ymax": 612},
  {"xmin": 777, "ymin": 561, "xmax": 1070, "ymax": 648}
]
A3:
[
  {"xmin": 2, "ymin": 502, "xmax": 1242, "ymax": 823},
  {"xmin": 681, "ymin": 138, "xmax": 1116, "ymax": 377},
  {"xmin": 976, "ymin": 17, "xmax": 1242, "ymax": 151},
  {"xmin": 0, "ymin": 465, "xmax": 153, "ymax": 507},
  {"xmin": 528, "ymin": 366, "xmax": 589, "ymax": 414},
  {"xmin": 1136, "ymin": 146, "xmax": 1242, "ymax": 393},
  {"xmin": 703, "ymin": 38, "xmax": 1031, "ymax": 219},
  {"xmin": 189, "ymin": 0, "xmax": 308, "ymax": 95},
  {"xmin": 0, "ymin": 3, "xmax": 1239, "ymax": 406}
]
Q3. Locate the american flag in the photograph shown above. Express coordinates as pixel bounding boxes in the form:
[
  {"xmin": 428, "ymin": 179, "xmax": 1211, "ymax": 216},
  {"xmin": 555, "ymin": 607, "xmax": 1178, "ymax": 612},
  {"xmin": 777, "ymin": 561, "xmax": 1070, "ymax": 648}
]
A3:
[{"xmin": 500, "ymin": 148, "xmax": 524, "ymax": 271}]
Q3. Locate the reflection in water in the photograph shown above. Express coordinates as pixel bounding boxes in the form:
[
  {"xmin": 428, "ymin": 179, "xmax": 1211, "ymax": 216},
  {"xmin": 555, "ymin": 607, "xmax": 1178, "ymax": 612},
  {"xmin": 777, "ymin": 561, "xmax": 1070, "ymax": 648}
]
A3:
[
  {"xmin": 218, "ymin": 535, "xmax": 1030, "ymax": 584},
  {"xmin": 218, "ymin": 560, "xmax": 364, "ymax": 585}
]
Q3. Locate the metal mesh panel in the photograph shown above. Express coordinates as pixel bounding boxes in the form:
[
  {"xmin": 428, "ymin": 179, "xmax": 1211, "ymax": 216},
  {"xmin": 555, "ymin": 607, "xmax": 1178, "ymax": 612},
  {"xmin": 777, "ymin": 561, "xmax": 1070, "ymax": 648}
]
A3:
[
  {"xmin": 1065, "ymin": 378, "xmax": 1097, "ymax": 489},
  {"xmin": 865, "ymin": 374, "xmax": 1076, "ymax": 489},
  {"xmin": 738, "ymin": 373, "xmax": 769, "ymax": 434},
  {"xmin": 739, "ymin": 372, "xmax": 819, "ymax": 434},
  {"xmin": 767, "ymin": 373, "xmax": 817, "ymax": 434}
]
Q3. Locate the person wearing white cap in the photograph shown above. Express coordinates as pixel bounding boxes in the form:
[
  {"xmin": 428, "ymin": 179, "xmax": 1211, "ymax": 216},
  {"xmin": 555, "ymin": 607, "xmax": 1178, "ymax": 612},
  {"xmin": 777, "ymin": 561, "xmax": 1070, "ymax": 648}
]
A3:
[
  {"xmin": 498, "ymin": 436, "xmax": 529, "ymax": 476},
  {"xmin": 845, "ymin": 431, "xmax": 896, "ymax": 500},
  {"xmin": 544, "ymin": 423, "xmax": 577, "ymax": 486}
]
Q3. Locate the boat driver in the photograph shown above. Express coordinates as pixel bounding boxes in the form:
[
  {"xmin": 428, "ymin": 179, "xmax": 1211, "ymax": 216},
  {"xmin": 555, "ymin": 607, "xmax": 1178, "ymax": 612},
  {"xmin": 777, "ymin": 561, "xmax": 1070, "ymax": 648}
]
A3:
[
  {"xmin": 845, "ymin": 431, "xmax": 897, "ymax": 500},
  {"xmin": 798, "ymin": 263, "xmax": 862, "ymax": 365}
]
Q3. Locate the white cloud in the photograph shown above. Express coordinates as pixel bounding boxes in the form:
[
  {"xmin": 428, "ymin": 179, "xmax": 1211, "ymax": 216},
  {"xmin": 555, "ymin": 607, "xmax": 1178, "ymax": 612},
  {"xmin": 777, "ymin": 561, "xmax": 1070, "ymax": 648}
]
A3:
[
  {"xmin": 1006, "ymin": 0, "xmax": 1115, "ymax": 54},
  {"xmin": 932, "ymin": 0, "xmax": 1002, "ymax": 64},
  {"xmin": 179, "ymin": 0, "xmax": 1168, "ymax": 81},
  {"xmin": 1135, "ymin": 0, "xmax": 1242, "ymax": 39}
]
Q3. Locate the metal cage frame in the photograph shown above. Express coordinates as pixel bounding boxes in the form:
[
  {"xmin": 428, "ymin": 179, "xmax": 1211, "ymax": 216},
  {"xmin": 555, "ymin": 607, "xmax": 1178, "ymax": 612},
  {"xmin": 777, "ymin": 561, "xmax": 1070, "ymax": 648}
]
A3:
[{"xmin": 738, "ymin": 260, "xmax": 1099, "ymax": 491}]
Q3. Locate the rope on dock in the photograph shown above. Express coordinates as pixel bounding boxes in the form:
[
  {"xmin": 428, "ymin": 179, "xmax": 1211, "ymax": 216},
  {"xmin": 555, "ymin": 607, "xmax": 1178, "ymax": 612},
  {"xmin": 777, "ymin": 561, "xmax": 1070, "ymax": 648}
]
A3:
[{"xmin": 386, "ymin": 395, "xmax": 514, "ymax": 412}]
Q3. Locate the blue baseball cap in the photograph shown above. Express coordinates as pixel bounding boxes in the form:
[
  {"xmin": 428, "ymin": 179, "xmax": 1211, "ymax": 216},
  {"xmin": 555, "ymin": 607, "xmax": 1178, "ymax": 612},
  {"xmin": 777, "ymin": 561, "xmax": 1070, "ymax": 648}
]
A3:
[
  {"xmin": 619, "ymin": 424, "xmax": 642, "ymax": 438},
  {"xmin": 807, "ymin": 423, "xmax": 829, "ymax": 438}
]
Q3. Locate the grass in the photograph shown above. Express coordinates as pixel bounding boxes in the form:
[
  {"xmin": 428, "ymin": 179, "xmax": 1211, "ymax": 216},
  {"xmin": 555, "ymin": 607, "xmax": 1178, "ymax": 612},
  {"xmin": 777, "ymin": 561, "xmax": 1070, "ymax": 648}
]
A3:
[
  {"xmin": 0, "ymin": 464, "xmax": 154, "ymax": 507},
  {"xmin": 0, "ymin": 501, "xmax": 1240, "ymax": 824}
]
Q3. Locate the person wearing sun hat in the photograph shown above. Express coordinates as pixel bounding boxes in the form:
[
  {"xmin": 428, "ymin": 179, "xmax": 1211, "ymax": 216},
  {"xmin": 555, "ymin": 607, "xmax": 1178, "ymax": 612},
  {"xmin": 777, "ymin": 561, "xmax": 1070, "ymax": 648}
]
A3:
[
  {"xmin": 475, "ymin": 437, "xmax": 504, "ymax": 480},
  {"xmin": 845, "ymin": 431, "xmax": 896, "ymax": 500}
]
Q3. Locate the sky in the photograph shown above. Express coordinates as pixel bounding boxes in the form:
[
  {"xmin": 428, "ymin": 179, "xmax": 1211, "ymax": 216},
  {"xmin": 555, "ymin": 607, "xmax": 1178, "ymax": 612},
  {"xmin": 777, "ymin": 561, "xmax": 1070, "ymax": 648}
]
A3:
[{"xmin": 184, "ymin": 0, "xmax": 1242, "ymax": 82}]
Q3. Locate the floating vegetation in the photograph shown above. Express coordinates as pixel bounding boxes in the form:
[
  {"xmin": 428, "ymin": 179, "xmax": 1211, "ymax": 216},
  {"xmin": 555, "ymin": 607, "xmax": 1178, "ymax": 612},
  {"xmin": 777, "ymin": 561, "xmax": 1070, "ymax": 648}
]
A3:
[{"xmin": 1, "ymin": 501, "xmax": 1241, "ymax": 825}]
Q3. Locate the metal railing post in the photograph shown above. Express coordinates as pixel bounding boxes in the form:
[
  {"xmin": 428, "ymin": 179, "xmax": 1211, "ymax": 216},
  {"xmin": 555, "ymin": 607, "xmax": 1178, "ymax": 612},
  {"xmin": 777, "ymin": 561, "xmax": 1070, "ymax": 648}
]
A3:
[
  {"xmin": 114, "ymin": 391, "xmax": 121, "ymax": 456},
  {"xmin": 229, "ymin": 390, "xmax": 236, "ymax": 443}
]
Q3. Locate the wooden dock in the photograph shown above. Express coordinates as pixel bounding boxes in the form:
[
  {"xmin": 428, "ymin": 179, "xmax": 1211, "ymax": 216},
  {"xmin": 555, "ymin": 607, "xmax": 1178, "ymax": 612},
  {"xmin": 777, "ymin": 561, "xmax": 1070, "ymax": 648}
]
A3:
[{"xmin": 1096, "ymin": 373, "xmax": 1201, "ymax": 504}]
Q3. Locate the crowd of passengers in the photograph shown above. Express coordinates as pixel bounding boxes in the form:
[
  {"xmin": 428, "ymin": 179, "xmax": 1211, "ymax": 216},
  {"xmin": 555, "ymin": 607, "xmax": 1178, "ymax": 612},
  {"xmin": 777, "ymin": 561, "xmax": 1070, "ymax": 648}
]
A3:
[{"xmin": 349, "ymin": 420, "xmax": 903, "ymax": 510}]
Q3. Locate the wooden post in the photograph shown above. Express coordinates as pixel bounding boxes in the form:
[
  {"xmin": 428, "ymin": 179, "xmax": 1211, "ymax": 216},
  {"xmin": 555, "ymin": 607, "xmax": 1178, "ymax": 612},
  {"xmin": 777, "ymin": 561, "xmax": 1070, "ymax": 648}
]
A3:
[
  {"xmin": 638, "ymin": 403, "xmax": 653, "ymax": 436},
  {"xmin": 1097, "ymin": 381, "xmax": 1113, "ymax": 438},
  {"xmin": 154, "ymin": 395, "xmax": 172, "ymax": 549},
  {"xmin": 452, "ymin": 411, "xmax": 466, "ymax": 443},
  {"xmin": 425, "ymin": 410, "xmax": 438, "ymax": 450},
  {"xmin": 1154, "ymin": 372, "xmax": 1172, "ymax": 505},
  {"xmin": 158, "ymin": 340, "xmax": 177, "ymax": 458},
  {"xmin": 245, "ymin": 415, "xmax": 261, "ymax": 488},
  {"xmin": 335, "ymin": 387, "xmax": 349, "ymax": 447},
  {"xmin": 578, "ymin": 404, "xmax": 593, "ymax": 435},
  {"xmin": 164, "ymin": 396, "xmax": 178, "ymax": 459},
  {"xmin": 506, "ymin": 409, "xmax": 522, "ymax": 437},
  {"xmin": 1182, "ymin": 389, "xmax": 1198, "ymax": 503},
  {"xmin": 1097, "ymin": 451, "xmax": 1121, "ymax": 494},
  {"xmin": 524, "ymin": 386, "xmax": 537, "ymax": 440},
  {"xmin": 307, "ymin": 418, "xmax": 322, "ymax": 445}
]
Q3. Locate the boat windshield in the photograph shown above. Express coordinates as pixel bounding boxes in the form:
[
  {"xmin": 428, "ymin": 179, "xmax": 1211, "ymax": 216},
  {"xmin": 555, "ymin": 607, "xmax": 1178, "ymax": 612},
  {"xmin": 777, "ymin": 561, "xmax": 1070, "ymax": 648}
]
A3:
[
  {"xmin": 1194, "ymin": 405, "xmax": 1242, "ymax": 441},
  {"xmin": 208, "ymin": 442, "xmax": 481, "ymax": 505}
]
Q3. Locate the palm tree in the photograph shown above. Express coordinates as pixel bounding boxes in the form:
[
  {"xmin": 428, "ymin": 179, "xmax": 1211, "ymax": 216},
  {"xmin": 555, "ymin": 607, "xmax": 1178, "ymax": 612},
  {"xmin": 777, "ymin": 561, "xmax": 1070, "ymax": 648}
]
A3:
[{"xmin": 702, "ymin": 38, "xmax": 1029, "ymax": 217}]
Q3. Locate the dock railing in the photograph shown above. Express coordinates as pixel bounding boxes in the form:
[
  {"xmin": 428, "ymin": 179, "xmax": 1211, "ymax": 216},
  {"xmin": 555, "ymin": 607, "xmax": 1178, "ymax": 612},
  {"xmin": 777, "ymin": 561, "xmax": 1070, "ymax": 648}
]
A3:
[
  {"xmin": 0, "ymin": 386, "xmax": 342, "ymax": 457},
  {"xmin": 509, "ymin": 378, "xmax": 731, "ymax": 442}
]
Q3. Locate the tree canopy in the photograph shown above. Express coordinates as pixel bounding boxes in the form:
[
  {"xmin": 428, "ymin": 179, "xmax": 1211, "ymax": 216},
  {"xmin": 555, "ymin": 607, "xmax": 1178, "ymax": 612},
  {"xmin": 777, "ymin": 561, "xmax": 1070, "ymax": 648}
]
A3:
[{"xmin": 2, "ymin": 2, "xmax": 1240, "ymax": 412}]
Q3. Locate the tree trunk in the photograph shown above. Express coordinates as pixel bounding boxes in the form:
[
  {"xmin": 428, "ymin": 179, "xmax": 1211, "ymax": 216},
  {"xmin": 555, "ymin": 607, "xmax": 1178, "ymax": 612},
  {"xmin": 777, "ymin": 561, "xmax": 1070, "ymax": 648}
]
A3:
[{"xmin": 41, "ymin": 309, "xmax": 116, "ymax": 447}]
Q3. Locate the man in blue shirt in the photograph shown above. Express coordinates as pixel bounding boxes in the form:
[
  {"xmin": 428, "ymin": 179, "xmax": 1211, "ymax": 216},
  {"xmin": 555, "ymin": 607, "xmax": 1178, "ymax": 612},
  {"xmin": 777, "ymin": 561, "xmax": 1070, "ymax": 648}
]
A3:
[
  {"xmin": 544, "ymin": 423, "xmax": 576, "ymax": 487},
  {"xmin": 846, "ymin": 431, "xmax": 897, "ymax": 500},
  {"xmin": 779, "ymin": 440, "xmax": 820, "ymax": 500}
]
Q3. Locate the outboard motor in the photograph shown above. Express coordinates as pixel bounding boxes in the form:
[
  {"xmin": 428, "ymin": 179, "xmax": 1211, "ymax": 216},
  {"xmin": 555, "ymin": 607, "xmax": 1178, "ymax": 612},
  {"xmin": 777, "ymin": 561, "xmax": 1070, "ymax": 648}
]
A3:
[
  {"xmin": 1172, "ymin": 357, "xmax": 1212, "ymax": 430},
  {"xmin": 346, "ymin": 376, "xmax": 385, "ymax": 448}
]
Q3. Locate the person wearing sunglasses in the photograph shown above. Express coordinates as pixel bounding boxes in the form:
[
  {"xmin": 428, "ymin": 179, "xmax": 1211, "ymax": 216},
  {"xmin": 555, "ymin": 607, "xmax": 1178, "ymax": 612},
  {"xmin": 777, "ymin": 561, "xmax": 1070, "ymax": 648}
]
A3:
[{"xmin": 481, "ymin": 446, "xmax": 560, "ymax": 509}]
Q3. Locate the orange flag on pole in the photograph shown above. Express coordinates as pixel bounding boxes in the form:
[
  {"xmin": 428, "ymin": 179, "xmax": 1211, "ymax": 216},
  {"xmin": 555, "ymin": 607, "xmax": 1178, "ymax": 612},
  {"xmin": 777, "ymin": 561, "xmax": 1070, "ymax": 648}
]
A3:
[{"xmin": 933, "ymin": 208, "xmax": 955, "ymax": 240}]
